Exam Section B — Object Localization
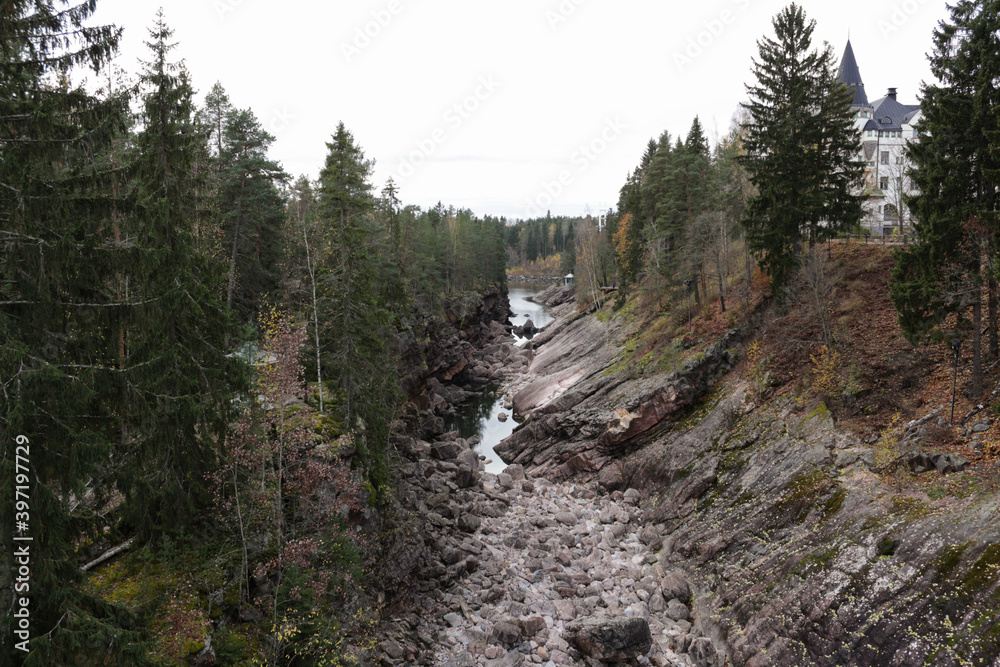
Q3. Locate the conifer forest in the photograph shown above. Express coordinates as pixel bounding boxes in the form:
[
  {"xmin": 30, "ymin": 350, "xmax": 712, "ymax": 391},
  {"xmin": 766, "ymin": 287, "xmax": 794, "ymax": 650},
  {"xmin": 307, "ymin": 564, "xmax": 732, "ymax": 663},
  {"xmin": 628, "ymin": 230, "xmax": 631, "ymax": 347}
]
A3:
[{"xmin": 3, "ymin": 1, "xmax": 1000, "ymax": 666}]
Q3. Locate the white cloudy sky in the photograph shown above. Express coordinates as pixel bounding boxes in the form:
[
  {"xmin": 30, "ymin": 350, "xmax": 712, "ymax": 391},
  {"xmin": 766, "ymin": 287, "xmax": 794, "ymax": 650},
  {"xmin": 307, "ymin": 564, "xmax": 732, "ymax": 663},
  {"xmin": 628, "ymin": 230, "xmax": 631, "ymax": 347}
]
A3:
[{"xmin": 89, "ymin": 0, "xmax": 951, "ymax": 220}]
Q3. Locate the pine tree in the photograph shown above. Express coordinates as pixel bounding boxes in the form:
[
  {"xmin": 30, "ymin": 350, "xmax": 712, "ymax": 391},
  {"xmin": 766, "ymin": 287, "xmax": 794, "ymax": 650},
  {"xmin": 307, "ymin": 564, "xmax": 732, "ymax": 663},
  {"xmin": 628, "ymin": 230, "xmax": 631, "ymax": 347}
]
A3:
[
  {"xmin": 891, "ymin": 0, "xmax": 1000, "ymax": 396},
  {"xmin": 120, "ymin": 10, "xmax": 242, "ymax": 536},
  {"xmin": 218, "ymin": 107, "xmax": 288, "ymax": 320},
  {"xmin": 0, "ymin": 1, "xmax": 148, "ymax": 663},
  {"xmin": 739, "ymin": 3, "xmax": 864, "ymax": 294},
  {"xmin": 201, "ymin": 81, "xmax": 233, "ymax": 161}
]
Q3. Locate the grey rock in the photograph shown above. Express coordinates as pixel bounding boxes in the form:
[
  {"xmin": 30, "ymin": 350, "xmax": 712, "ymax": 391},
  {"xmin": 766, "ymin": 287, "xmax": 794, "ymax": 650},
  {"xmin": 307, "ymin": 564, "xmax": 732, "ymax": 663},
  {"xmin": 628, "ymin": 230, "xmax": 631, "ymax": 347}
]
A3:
[
  {"xmin": 485, "ymin": 652, "xmax": 525, "ymax": 667},
  {"xmin": 433, "ymin": 441, "xmax": 465, "ymax": 460},
  {"xmin": 458, "ymin": 514, "xmax": 482, "ymax": 533},
  {"xmin": 907, "ymin": 452, "xmax": 971, "ymax": 474},
  {"xmin": 688, "ymin": 636, "xmax": 718, "ymax": 667},
  {"xmin": 503, "ymin": 463, "xmax": 526, "ymax": 480},
  {"xmin": 564, "ymin": 615, "xmax": 652, "ymax": 662},
  {"xmin": 665, "ymin": 599, "xmax": 690, "ymax": 622},
  {"xmin": 660, "ymin": 572, "xmax": 692, "ymax": 605},
  {"xmin": 441, "ymin": 653, "xmax": 476, "ymax": 667},
  {"xmin": 381, "ymin": 640, "xmax": 405, "ymax": 660},
  {"xmin": 554, "ymin": 512, "xmax": 578, "ymax": 526},
  {"xmin": 521, "ymin": 616, "xmax": 548, "ymax": 636},
  {"xmin": 491, "ymin": 619, "xmax": 522, "ymax": 648}
]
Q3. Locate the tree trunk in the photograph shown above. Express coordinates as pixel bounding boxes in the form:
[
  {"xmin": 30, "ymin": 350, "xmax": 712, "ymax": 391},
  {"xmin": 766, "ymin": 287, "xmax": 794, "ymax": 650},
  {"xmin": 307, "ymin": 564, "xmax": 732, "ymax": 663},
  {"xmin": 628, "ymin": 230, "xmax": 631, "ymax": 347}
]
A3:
[
  {"xmin": 973, "ymin": 279, "xmax": 983, "ymax": 397},
  {"xmin": 226, "ymin": 173, "xmax": 247, "ymax": 311},
  {"xmin": 988, "ymin": 273, "xmax": 999, "ymax": 360}
]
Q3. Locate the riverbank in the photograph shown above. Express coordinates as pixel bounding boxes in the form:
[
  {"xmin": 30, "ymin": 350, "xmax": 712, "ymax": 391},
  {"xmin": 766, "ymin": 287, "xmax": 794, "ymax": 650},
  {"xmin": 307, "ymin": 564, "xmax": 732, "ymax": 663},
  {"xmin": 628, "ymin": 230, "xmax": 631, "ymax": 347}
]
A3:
[{"xmin": 486, "ymin": 276, "xmax": 1000, "ymax": 665}]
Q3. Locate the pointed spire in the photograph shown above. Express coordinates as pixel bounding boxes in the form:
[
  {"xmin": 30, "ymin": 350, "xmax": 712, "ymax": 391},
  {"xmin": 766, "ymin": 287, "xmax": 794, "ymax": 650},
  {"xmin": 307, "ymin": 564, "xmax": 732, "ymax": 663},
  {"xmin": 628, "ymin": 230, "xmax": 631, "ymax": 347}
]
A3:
[{"xmin": 838, "ymin": 39, "xmax": 869, "ymax": 107}]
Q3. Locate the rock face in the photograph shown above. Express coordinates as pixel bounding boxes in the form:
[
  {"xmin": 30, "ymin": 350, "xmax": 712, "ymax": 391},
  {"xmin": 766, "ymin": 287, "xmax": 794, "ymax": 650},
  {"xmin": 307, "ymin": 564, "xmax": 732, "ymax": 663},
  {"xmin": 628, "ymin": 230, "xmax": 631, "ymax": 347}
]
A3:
[
  {"xmin": 395, "ymin": 287, "xmax": 531, "ymax": 438},
  {"xmin": 487, "ymin": 287, "xmax": 1000, "ymax": 666},
  {"xmin": 496, "ymin": 300, "xmax": 753, "ymax": 481}
]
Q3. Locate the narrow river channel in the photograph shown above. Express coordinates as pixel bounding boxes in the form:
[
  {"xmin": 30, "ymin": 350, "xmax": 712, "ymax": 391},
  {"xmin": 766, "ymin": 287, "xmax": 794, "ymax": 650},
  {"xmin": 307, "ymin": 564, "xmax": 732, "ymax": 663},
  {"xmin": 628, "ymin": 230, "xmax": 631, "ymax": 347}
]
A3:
[{"xmin": 444, "ymin": 284, "xmax": 554, "ymax": 473}]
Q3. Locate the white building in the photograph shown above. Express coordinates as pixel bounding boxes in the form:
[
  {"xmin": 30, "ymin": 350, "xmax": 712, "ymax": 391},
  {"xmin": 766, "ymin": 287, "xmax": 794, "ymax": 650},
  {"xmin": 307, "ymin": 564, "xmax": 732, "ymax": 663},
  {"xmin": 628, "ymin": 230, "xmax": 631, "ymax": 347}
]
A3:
[{"xmin": 838, "ymin": 40, "xmax": 921, "ymax": 237}]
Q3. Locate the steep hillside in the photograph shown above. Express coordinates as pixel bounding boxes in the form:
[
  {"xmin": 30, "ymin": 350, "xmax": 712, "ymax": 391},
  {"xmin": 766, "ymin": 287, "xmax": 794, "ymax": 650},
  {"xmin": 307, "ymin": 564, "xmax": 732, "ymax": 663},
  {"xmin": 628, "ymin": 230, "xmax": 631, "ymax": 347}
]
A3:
[{"xmin": 499, "ymin": 242, "xmax": 1000, "ymax": 665}]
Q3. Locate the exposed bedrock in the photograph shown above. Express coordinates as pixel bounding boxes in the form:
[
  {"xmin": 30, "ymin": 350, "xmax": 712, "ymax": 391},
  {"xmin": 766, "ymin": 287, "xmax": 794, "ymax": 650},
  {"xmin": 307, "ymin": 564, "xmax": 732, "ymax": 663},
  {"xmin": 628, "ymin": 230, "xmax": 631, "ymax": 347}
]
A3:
[{"xmin": 493, "ymin": 295, "xmax": 1000, "ymax": 665}]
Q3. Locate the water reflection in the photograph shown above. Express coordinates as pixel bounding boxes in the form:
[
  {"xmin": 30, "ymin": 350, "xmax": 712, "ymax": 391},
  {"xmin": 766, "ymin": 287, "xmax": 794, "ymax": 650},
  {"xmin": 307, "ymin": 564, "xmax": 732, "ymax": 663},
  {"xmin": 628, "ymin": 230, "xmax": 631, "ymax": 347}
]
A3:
[
  {"xmin": 509, "ymin": 286, "xmax": 554, "ymax": 346},
  {"xmin": 443, "ymin": 284, "xmax": 554, "ymax": 473}
]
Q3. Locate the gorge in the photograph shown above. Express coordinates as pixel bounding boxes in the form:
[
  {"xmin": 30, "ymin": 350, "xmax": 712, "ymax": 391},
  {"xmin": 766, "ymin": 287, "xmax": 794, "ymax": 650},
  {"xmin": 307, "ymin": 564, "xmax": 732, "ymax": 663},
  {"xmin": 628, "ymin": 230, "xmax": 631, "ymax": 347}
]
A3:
[{"xmin": 376, "ymin": 279, "xmax": 1000, "ymax": 667}]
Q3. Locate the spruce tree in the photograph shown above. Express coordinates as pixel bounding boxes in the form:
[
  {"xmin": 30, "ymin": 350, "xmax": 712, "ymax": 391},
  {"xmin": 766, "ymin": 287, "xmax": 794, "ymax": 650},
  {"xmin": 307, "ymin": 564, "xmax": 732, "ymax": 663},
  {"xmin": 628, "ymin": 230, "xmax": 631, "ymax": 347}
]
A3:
[
  {"xmin": 120, "ymin": 10, "xmax": 242, "ymax": 536},
  {"xmin": 891, "ymin": 0, "xmax": 1000, "ymax": 395},
  {"xmin": 0, "ymin": 1, "xmax": 148, "ymax": 663},
  {"xmin": 317, "ymin": 122, "xmax": 399, "ymax": 489},
  {"xmin": 739, "ymin": 3, "xmax": 864, "ymax": 294}
]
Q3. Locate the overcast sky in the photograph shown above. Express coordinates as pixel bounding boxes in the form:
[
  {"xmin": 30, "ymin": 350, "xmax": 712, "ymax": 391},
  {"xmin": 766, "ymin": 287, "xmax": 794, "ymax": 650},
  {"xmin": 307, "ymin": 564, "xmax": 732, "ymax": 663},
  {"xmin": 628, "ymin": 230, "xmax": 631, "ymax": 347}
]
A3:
[{"xmin": 89, "ymin": 0, "xmax": 952, "ymax": 221}]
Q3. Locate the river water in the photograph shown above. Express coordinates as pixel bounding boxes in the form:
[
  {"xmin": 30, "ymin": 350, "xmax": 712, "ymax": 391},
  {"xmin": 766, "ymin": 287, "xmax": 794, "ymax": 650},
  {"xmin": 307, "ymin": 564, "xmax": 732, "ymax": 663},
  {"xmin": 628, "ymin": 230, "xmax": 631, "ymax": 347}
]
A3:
[{"xmin": 444, "ymin": 284, "xmax": 554, "ymax": 474}]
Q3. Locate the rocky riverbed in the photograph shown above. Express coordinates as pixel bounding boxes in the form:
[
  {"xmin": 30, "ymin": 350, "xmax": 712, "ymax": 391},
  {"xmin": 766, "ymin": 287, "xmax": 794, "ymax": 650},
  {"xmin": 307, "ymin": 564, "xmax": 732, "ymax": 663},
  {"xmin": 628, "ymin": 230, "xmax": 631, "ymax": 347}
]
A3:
[
  {"xmin": 380, "ymin": 434, "xmax": 723, "ymax": 666},
  {"xmin": 369, "ymin": 284, "xmax": 728, "ymax": 665}
]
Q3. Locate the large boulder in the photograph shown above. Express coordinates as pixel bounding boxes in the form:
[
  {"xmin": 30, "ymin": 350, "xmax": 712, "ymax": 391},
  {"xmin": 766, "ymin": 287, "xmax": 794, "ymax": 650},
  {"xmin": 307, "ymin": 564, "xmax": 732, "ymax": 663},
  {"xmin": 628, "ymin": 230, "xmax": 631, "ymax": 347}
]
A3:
[{"xmin": 564, "ymin": 615, "xmax": 652, "ymax": 663}]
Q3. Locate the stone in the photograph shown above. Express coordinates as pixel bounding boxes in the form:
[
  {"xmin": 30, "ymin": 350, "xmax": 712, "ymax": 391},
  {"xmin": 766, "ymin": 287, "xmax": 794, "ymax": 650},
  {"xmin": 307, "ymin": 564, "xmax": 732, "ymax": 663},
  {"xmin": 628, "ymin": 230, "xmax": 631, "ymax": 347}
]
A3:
[
  {"xmin": 660, "ymin": 572, "xmax": 692, "ymax": 604},
  {"xmin": 688, "ymin": 636, "xmax": 718, "ymax": 667},
  {"xmin": 665, "ymin": 599, "xmax": 690, "ymax": 622},
  {"xmin": 381, "ymin": 640, "xmax": 405, "ymax": 660},
  {"xmin": 521, "ymin": 616, "xmax": 547, "ymax": 636},
  {"xmin": 455, "ymin": 464, "xmax": 477, "ymax": 489},
  {"xmin": 906, "ymin": 452, "xmax": 971, "ymax": 474},
  {"xmin": 503, "ymin": 464, "xmax": 526, "ymax": 480},
  {"xmin": 555, "ymin": 512, "xmax": 578, "ymax": 526},
  {"xmin": 444, "ymin": 612, "xmax": 464, "ymax": 628},
  {"xmin": 564, "ymin": 615, "xmax": 653, "ymax": 663},
  {"xmin": 458, "ymin": 514, "xmax": 482, "ymax": 533},
  {"xmin": 442, "ymin": 653, "xmax": 476, "ymax": 667},
  {"xmin": 491, "ymin": 619, "xmax": 522, "ymax": 648},
  {"xmin": 433, "ymin": 441, "xmax": 465, "ymax": 460},
  {"xmin": 485, "ymin": 651, "xmax": 525, "ymax": 667},
  {"xmin": 639, "ymin": 525, "xmax": 662, "ymax": 549}
]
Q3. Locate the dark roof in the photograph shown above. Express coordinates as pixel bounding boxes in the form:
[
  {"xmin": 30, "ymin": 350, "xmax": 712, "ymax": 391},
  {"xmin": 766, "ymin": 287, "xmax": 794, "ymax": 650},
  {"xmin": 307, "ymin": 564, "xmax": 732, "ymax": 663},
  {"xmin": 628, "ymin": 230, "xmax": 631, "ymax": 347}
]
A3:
[
  {"xmin": 868, "ymin": 95, "xmax": 921, "ymax": 131},
  {"xmin": 838, "ymin": 40, "xmax": 869, "ymax": 107}
]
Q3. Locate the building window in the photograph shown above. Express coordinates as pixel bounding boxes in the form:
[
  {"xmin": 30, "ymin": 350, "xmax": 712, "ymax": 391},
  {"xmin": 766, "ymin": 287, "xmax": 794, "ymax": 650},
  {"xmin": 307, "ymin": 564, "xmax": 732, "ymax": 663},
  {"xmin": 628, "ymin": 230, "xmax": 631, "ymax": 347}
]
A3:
[
  {"xmin": 884, "ymin": 204, "xmax": 899, "ymax": 220},
  {"xmin": 880, "ymin": 177, "xmax": 889, "ymax": 190},
  {"xmin": 896, "ymin": 156, "xmax": 903, "ymax": 165},
  {"xmin": 881, "ymin": 151, "xmax": 889, "ymax": 165}
]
